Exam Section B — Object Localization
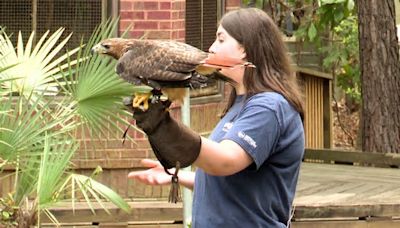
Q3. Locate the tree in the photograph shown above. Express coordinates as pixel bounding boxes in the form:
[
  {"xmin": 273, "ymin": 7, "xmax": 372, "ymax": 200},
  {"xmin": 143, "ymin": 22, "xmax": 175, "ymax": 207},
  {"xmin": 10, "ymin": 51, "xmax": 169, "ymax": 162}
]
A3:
[
  {"xmin": 357, "ymin": 0, "xmax": 400, "ymax": 153},
  {"xmin": 243, "ymin": 0, "xmax": 400, "ymax": 152}
]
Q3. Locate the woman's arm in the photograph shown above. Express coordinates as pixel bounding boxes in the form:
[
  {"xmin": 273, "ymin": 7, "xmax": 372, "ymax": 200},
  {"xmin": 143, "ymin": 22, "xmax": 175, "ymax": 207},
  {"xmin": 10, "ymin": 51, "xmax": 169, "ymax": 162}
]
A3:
[{"xmin": 195, "ymin": 137, "xmax": 253, "ymax": 176}]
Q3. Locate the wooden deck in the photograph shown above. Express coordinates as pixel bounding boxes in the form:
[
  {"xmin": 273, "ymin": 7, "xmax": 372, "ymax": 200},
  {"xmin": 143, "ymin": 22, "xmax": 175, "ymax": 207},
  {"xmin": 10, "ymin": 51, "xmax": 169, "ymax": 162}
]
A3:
[
  {"xmin": 292, "ymin": 162, "xmax": 400, "ymax": 227},
  {"xmin": 42, "ymin": 161, "xmax": 400, "ymax": 227}
]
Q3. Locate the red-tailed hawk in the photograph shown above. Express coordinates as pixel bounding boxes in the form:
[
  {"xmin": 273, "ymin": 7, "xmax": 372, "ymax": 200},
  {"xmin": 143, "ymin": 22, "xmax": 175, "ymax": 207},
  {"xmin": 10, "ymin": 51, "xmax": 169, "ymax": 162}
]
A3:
[{"xmin": 91, "ymin": 38, "xmax": 254, "ymax": 110}]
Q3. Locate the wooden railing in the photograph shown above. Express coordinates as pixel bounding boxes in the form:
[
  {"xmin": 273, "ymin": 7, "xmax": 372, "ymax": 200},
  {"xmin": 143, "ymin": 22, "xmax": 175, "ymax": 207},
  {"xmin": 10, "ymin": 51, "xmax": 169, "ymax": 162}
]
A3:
[{"xmin": 304, "ymin": 148, "xmax": 400, "ymax": 168}]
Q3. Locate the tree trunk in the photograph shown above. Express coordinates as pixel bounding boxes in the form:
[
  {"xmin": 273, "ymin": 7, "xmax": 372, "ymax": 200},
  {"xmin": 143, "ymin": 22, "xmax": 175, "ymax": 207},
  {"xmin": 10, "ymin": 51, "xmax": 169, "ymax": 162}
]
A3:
[{"xmin": 357, "ymin": 0, "xmax": 400, "ymax": 153}]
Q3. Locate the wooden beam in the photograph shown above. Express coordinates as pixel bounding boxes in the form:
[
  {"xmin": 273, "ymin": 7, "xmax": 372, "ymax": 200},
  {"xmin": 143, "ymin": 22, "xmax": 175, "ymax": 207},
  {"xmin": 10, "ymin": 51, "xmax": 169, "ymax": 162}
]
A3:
[
  {"xmin": 42, "ymin": 222, "xmax": 181, "ymax": 228},
  {"xmin": 304, "ymin": 148, "xmax": 400, "ymax": 167},
  {"xmin": 323, "ymin": 79, "xmax": 333, "ymax": 148},
  {"xmin": 41, "ymin": 201, "xmax": 183, "ymax": 224},
  {"xmin": 292, "ymin": 219, "xmax": 400, "ymax": 228},
  {"xmin": 294, "ymin": 66, "xmax": 333, "ymax": 80},
  {"xmin": 2, "ymin": 159, "xmax": 147, "ymax": 171},
  {"xmin": 293, "ymin": 204, "xmax": 400, "ymax": 219}
]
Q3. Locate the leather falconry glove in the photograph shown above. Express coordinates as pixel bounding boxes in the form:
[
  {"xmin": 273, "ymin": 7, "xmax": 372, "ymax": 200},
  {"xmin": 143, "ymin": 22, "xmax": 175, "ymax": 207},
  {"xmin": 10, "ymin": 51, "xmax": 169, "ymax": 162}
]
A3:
[{"xmin": 123, "ymin": 97, "xmax": 201, "ymax": 203}]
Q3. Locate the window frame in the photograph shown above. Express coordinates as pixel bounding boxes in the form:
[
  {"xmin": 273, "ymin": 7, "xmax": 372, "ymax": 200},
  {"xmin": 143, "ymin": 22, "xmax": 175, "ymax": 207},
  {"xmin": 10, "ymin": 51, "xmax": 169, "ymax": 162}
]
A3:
[{"xmin": 187, "ymin": 0, "xmax": 226, "ymax": 105}]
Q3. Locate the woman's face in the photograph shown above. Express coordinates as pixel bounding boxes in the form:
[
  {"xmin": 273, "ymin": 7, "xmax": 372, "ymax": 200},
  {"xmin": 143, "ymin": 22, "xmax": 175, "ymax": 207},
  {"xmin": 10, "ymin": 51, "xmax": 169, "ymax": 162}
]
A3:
[{"xmin": 208, "ymin": 25, "xmax": 246, "ymax": 82}]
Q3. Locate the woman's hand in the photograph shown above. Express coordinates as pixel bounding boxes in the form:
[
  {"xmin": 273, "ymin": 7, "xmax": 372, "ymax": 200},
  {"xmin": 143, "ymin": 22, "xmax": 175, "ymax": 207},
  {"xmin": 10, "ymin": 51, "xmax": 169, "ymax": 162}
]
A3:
[
  {"xmin": 128, "ymin": 159, "xmax": 196, "ymax": 189},
  {"xmin": 128, "ymin": 159, "xmax": 172, "ymax": 185}
]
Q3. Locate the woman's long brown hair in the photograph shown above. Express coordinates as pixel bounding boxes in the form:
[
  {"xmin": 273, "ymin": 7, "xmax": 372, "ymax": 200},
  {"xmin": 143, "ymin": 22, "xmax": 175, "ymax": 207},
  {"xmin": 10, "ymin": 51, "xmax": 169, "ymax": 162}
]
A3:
[{"xmin": 220, "ymin": 8, "xmax": 304, "ymax": 120}]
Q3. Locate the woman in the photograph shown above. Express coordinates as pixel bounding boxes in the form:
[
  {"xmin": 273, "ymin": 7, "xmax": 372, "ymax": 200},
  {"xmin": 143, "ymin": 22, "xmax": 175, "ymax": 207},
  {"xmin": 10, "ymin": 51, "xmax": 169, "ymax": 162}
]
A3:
[{"xmin": 128, "ymin": 8, "xmax": 304, "ymax": 227}]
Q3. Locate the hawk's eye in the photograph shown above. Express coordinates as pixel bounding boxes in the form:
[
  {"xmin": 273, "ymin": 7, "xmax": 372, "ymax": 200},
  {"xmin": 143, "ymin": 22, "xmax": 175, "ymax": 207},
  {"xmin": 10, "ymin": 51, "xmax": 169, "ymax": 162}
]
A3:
[{"xmin": 102, "ymin": 44, "xmax": 110, "ymax": 49}]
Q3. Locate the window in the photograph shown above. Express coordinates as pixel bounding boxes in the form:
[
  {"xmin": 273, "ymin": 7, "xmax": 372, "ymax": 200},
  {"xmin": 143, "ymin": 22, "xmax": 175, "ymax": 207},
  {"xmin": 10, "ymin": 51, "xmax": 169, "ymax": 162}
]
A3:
[
  {"xmin": 186, "ymin": 0, "xmax": 223, "ymax": 51},
  {"xmin": 186, "ymin": 0, "xmax": 225, "ymax": 103},
  {"xmin": 0, "ymin": 0, "xmax": 118, "ymax": 50}
]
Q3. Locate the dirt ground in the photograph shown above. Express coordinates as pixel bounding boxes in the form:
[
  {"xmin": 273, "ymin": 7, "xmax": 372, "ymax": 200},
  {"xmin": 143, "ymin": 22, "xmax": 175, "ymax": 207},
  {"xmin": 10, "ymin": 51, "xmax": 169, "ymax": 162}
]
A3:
[{"xmin": 332, "ymin": 98, "xmax": 360, "ymax": 150}]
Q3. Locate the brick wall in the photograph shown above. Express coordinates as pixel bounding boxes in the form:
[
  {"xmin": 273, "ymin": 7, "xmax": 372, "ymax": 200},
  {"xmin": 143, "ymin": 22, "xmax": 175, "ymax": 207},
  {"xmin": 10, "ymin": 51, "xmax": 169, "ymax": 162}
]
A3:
[
  {"xmin": 119, "ymin": 0, "xmax": 241, "ymax": 41},
  {"xmin": 119, "ymin": 0, "xmax": 185, "ymax": 41},
  {"xmin": 69, "ymin": 0, "xmax": 241, "ymax": 200}
]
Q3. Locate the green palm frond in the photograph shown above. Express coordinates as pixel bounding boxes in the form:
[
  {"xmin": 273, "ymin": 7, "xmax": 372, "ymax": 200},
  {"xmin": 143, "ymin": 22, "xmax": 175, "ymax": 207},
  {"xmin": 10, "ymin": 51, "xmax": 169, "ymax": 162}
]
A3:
[
  {"xmin": 0, "ymin": 63, "xmax": 18, "ymax": 75},
  {"xmin": 36, "ymin": 135, "xmax": 78, "ymax": 207},
  {"xmin": 65, "ymin": 173, "xmax": 131, "ymax": 214},
  {"xmin": 12, "ymin": 134, "xmax": 76, "ymax": 206},
  {"xmin": 0, "ymin": 92, "xmax": 72, "ymax": 163},
  {"xmin": 63, "ymin": 19, "xmax": 136, "ymax": 141},
  {"xmin": 13, "ymin": 133, "xmax": 131, "ymax": 221},
  {"xmin": 1, "ymin": 20, "xmax": 135, "ymax": 226},
  {"xmin": 0, "ymin": 55, "xmax": 19, "ymax": 95},
  {"xmin": 0, "ymin": 29, "xmax": 80, "ymax": 100}
]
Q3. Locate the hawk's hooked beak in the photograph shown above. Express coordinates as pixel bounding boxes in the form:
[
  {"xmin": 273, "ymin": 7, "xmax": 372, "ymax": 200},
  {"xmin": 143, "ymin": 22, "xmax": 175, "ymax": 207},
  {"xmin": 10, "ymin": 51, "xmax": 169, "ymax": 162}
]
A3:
[{"xmin": 91, "ymin": 43, "xmax": 107, "ymax": 55}]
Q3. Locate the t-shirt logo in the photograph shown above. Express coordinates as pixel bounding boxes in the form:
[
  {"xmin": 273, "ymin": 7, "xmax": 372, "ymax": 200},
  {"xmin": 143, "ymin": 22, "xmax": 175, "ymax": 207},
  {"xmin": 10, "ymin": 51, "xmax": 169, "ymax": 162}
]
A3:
[
  {"xmin": 238, "ymin": 131, "xmax": 257, "ymax": 149},
  {"xmin": 222, "ymin": 122, "xmax": 233, "ymax": 132}
]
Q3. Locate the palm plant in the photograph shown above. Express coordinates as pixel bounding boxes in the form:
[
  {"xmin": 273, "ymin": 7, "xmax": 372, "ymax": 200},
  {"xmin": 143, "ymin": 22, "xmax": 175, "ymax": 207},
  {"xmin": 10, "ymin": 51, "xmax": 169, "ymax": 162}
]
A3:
[{"xmin": 0, "ymin": 20, "xmax": 135, "ymax": 227}]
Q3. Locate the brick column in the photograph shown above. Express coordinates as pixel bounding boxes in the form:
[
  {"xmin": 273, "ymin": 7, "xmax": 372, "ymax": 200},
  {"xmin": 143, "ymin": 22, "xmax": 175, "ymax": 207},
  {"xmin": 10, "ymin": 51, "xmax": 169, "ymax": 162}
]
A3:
[
  {"xmin": 225, "ymin": 0, "xmax": 241, "ymax": 11},
  {"xmin": 119, "ymin": 0, "xmax": 185, "ymax": 41}
]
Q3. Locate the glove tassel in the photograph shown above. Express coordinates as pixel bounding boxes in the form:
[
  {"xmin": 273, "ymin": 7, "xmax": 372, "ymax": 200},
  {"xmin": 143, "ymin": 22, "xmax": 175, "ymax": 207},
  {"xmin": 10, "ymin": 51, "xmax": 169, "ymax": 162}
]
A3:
[
  {"xmin": 121, "ymin": 124, "xmax": 131, "ymax": 145},
  {"xmin": 168, "ymin": 161, "xmax": 181, "ymax": 203}
]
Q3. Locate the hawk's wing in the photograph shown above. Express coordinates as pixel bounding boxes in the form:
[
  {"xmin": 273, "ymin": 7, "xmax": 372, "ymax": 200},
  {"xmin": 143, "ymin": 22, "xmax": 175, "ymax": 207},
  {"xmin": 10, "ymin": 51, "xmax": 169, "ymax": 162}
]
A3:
[{"xmin": 116, "ymin": 40, "xmax": 208, "ymax": 85}]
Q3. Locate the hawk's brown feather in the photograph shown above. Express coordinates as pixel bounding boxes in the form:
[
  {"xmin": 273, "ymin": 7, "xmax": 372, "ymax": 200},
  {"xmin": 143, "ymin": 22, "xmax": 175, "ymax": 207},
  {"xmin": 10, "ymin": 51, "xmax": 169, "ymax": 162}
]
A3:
[
  {"xmin": 91, "ymin": 38, "xmax": 249, "ymax": 107},
  {"xmin": 116, "ymin": 39, "xmax": 208, "ymax": 83}
]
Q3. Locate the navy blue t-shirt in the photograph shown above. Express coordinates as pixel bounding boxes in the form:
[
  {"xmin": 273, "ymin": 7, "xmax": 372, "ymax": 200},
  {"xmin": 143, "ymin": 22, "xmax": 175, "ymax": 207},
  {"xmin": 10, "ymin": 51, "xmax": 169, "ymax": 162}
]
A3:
[{"xmin": 192, "ymin": 92, "xmax": 304, "ymax": 227}]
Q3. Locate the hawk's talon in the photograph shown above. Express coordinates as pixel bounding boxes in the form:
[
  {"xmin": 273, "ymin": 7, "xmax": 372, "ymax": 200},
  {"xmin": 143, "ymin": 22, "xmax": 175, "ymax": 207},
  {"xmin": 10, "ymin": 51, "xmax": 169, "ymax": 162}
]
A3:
[{"xmin": 133, "ymin": 93, "xmax": 151, "ymax": 111}]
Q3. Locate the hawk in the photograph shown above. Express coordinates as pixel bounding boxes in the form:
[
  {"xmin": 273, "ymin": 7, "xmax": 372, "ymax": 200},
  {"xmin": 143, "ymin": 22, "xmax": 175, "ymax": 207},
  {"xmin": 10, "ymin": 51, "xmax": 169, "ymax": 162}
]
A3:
[{"xmin": 91, "ymin": 38, "xmax": 254, "ymax": 110}]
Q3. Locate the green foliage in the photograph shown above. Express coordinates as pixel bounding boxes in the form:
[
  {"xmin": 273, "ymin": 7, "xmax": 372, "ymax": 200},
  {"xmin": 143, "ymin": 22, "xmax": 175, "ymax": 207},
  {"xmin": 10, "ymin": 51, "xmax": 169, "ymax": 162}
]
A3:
[
  {"xmin": 299, "ymin": 0, "xmax": 360, "ymax": 101},
  {"xmin": 241, "ymin": 0, "xmax": 266, "ymax": 8},
  {"xmin": 0, "ymin": 19, "xmax": 132, "ymax": 226},
  {"xmin": 293, "ymin": 0, "xmax": 355, "ymax": 42},
  {"xmin": 241, "ymin": 0, "xmax": 360, "ymax": 102},
  {"xmin": 0, "ymin": 194, "xmax": 18, "ymax": 227},
  {"xmin": 304, "ymin": 1, "xmax": 360, "ymax": 101},
  {"xmin": 320, "ymin": 15, "xmax": 360, "ymax": 101},
  {"xmin": 0, "ymin": 28, "xmax": 80, "ymax": 101}
]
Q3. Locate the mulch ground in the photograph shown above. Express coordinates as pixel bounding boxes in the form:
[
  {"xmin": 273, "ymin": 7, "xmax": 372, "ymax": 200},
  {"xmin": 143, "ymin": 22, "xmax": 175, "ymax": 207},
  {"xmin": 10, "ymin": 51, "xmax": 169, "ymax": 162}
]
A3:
[{"xmin": 332, "ymin": 99, "xmax": 360, "ymax": 150}]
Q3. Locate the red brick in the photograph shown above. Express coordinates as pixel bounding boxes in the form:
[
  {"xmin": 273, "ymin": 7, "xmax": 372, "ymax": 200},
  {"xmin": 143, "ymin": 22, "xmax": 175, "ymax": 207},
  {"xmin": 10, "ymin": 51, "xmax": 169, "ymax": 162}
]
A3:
[
  {"xmin": 172, "ymin": 31, "xmax": 178, "ymax": 39},
  {"xmin": 120, "ymin": 1, "xmax": 133, "ymax": 11},
  {"xmin": 134, "ymin": 21, "xmax": 158, "ymax": 30},
  {"xmin": 172, "ymin": 1, "xmax": 184, "ymax": 10},
  {"xmin": 147, "ymin": 11, "xmax": 171, "ymax": 20},
  {"xmin": 120, "ymin": 11, "xmax": 134, "ymax": 20},
  {"xmin": 172, "ymin": 20, "xmax": 184, "ymax": 29},
  {"xmin": 226, "ymin": 0, "xmax": 241, "ymax": 7},
  {"xmin": 147, "ymin": 30, "xmax": 171, "ymax": 39},
  {"xmin": 104, "ymin": 149, "xmax": 123, "ymax": 159},
  {"xmin": 133, "ymin": 2, "xmax": 144, "ymax": 10},
  {"xmin": 178, "ymin": 11, "xmax": 185, "ymax": 19},
  {"xmin": 134, "ymin": 129, "xmax": 146, "ymax": 139},
  {"xmin": 135, "ymin": 139, "xmax": 151, "ymax": 149},
  {"xmin": 130, "ymin": 30, "xmax": 145, "ymax": 39},
  {"xmin": 178, "ymin": 30, "xmax": 185, "ymax": 39},
  {"xmin": 172, "ymin": 11, "xmax": 179, "ymax": 19},
  {"xmin": 159, "ymin": 21, "xmax": 172, "ymax": 29},
  {"xmin": 120, "ymin": 149, "xmax": 146, "ymax": 158},
  {"xmin": 226, "ymin": 6, "xmax": 241, "ymax": 12},
  {"xmin": 132, "ymin": 11, "xmax": 145, "ymax": 19},
  {"xmin": 144, "ymin": 1, "xmax": 159, "ymax": 10},
  {"xmin": 160, "ymin": 2, "xmax": 171, "ymax": 10},
  {"xmin": 106, "ymin": 140, "xmax": 125, "ymax": 149}
]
